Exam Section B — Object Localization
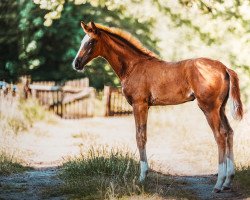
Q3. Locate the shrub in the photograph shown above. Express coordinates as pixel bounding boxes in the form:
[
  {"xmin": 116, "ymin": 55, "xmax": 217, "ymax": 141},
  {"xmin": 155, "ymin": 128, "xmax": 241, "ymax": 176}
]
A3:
[{"xmin": 0, "ymin": 151, "xmax": 31, "ymax": 175}]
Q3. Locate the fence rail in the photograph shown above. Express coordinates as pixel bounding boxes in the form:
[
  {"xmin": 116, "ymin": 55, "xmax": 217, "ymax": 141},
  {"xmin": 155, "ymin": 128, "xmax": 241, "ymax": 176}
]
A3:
[
  {"xmin": 1, "ymin": 77, "xmax": 133, "ymax": 118},
  {"xmin": 0, "ymin": 81, "xmax": 17, "ymax": 97},
  {"xmin": 27, "ymin": 78, "xmax": 95, "ymax": 119}
]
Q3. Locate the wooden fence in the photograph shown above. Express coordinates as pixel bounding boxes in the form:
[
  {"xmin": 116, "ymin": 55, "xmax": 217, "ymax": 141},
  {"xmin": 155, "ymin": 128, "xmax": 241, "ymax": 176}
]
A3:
[
  {"xmin": 103, "ymin": 86, "xmax": 133, "ymax": 116},
  {"xmin": 1, "ymin": 78, "xmax": 133, "ymax": 118},
  {"xmin": 0, "ymin": 81, "xmax": 17, "ymax": 97},
  {"xmin": 28, "ymin": 78, "xmax": 95, "ymax": 119}
]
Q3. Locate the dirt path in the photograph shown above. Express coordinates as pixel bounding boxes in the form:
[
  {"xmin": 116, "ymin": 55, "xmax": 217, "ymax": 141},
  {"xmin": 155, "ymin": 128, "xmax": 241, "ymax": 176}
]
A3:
[
  {"xmin": 0, "ymin": 116, "xmax": 245, "ymax": 199},
  {"xmin": 178, "ymin": 176, "xmax": 242, "ymax": 200},
  {"xmin": 0, "ymin": 167, "xmax": 65, "ymax": 200}
]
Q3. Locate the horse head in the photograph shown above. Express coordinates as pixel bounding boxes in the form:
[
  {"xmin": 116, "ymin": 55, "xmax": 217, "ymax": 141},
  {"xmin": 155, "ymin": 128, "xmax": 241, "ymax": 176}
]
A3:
[{"xmin": 72, "ymin": 21, "xmax": 101, "ymax": 71}]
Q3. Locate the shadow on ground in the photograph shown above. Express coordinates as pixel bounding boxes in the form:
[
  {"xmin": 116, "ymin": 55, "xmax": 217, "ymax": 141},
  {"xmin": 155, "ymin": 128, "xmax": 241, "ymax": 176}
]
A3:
[
  {"xmin": 0, "ymin": 167, "xmax": 246, "ymax": 200},
  {"xmin": 0, "ymin": 167, "xmax": 67, "ymax": 200}
]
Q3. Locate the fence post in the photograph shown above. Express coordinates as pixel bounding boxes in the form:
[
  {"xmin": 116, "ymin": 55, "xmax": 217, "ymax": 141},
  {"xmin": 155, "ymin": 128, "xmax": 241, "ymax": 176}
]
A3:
[
  {"xmin": 18, "ymin": 76, "xmax": 31, "ymax": 99},
  {"xmin": 60, "ymin": 89, "xmax": 64, "ymax": 118},
  {"xmin": 88, "ymin": 88, "xmax": 95, "ymax": 117},
  {"xmin": 103, "ymin": 86, "xmax": 111, "ymax": 116}
]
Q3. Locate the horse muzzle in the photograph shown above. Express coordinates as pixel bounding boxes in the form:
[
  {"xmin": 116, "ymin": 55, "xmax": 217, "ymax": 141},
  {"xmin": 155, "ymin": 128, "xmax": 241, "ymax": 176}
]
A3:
[{"xmin": 73, "ymin": 58, "xmax": 87, "ymax": 72}]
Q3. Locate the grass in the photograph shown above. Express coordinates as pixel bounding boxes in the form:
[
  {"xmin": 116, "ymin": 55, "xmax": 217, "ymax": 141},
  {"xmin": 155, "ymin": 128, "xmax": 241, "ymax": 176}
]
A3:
[
  {"xmin": 0, "ymin": 151, "xmax": 31, "ymax": 176},
  {"xmin": 19, "ymin": 98, "xmax": 49, "ymax": 125},
  {"xmin": 44, "ymin": 146, "xmax": 195, "ymax": 200},
  {"xmin": 0, "ymin": 97, "xmax": 56, "ymax": 135},
  {"xmin": 234, "ymin": 166, "xmax": 250, "ymax": 197},
  {"xmin": 0, "ymin": 97, "xmax": 28, "ymax": 134},
  {"xmin": 0, "ymin": 97, "xmax": 50, "ymax": 176}
]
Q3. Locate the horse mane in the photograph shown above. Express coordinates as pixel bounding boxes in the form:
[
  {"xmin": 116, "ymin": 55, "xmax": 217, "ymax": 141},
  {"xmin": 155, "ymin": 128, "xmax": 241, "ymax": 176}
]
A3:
[{"xmin": 95, "ymin": 23, "xmax": 158, "ymax": 58}]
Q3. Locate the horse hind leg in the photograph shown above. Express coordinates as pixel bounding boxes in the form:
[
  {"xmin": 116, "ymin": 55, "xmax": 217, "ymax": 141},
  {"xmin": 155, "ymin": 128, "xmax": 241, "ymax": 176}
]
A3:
[
  {"xmin": 212, "ymin": 113, "xmax": 228, "ymax": 193},
  {"xmin": 220, "ymin": 106, "xmax": 235, "ymax": 190},
  {"xmin": 223, "ymin": 132, "xmax": 234, "ymax": 190},
  {"xmin": 198, "ymin": 103, "xmax": 227, "ymax": 192}
]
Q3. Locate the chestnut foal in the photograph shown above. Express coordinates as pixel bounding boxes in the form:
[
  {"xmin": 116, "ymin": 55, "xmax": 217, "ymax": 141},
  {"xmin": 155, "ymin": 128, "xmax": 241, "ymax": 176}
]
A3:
[{"xmin": 73, "ymin": 22, "xmax": 243, "ymax": 192}]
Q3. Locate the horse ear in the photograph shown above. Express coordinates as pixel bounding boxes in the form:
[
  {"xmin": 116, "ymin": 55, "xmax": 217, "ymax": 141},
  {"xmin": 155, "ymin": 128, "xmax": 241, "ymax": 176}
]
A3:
[
  {"xmin": 90, "ymin": 21, "xmax": 98, "ymax": 34},
  {"xmin": 81, "ymin": 21, "xmax": 89, "ymax": 32},
  {"xmin": 90, "ymin": 22, "xmax": 97, "ymax": 29}
]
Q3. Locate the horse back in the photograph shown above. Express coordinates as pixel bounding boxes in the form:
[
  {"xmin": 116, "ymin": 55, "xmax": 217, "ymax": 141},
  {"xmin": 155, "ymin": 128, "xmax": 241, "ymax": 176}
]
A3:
[{"xmin": 122, "ymin": 57, "xmax": 229, "ymax": 107}]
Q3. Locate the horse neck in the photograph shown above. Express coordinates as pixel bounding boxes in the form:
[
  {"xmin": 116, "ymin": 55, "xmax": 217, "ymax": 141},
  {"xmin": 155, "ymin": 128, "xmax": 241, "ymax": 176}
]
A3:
[{"xmin": 100, "ymin": 34, "xmax": 150, "ymax": 80}]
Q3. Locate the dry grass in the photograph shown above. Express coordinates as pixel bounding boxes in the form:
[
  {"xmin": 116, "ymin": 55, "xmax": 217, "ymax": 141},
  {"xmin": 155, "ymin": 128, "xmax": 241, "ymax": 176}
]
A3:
[
  {"xmin": 0, "ymin": 97, "xmax": 28, "ymax": 135},
  {"xmin": 45, "ymin": 146, "xmax": 194, "ymax": 200},
  {"xmin": 0, "ymin": 97, "xmax": 55, "ymax": 136},
  {"xmin": 0, "ymin": 97, "xmax": 54, "ymax": 175},
  {"xmin": 0, "ymin": 151, "xmax": 32, "ymax": 176},
  {"xmin": 234, "ymin": 166, "xmax": 250, "ymax": 197}
]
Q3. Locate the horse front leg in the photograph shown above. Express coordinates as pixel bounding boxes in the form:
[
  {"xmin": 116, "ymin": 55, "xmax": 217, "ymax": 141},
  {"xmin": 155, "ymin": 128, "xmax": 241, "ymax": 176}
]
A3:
[{"xmin": 133, "ymin": 102, "xmax": 149, "ymax": 182}]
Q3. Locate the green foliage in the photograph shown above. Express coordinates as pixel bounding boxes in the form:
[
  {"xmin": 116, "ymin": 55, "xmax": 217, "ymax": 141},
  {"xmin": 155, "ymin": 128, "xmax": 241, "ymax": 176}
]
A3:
[
  {"xmin": 58, "ymin": 147, "xmax": 140, "ymax": 199},
  {"xmin": 62, "ymin": 147, "xmax": 139, "ymax": 178},
  {"xmin": 0, "ymin": 0, "xmax": 159, "ymax": 89},
  {"xmin": 153, "ymin": 0, "xmax": 250, "ymax": 76},
  {"xmin": 153, "ymin": 0, "xmax": 216, "ymax": 45},
  {"xmin": 0, "ymin": 1, "xmax": 20, "ymax": 82},
  {"xmin": 0, "ymin": 152, "xmax": 31, "ymax": 176},
  {"xmin": 179, "ymin": 0, "xmax": 250, "ymax": 35}
]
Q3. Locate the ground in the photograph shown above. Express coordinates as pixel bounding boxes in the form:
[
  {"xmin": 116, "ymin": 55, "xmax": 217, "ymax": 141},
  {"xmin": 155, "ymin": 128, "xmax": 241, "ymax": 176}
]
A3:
[{"xmin": 0, "ymin": 102, "xmax": 249, "ymax": 199}]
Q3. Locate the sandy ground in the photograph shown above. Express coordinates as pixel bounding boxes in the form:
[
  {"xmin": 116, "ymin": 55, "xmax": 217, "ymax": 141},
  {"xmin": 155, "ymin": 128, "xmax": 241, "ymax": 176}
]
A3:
[{"xmin": 1, "ymin": 102, "xmax": 249, "ymax": 199}]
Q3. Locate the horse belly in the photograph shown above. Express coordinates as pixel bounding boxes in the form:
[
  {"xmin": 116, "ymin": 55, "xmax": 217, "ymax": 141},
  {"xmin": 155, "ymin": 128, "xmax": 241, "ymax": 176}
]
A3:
[{"xmin": 149, "ymin": 86, "xmax": 195, "ymax": 106}]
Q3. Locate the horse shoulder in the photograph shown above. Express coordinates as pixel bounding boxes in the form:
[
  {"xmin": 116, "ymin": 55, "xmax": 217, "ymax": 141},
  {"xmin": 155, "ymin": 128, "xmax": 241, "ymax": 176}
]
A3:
[{"xmin": 121, "ymin": 67, "xmax": 150, "ymax": 105}]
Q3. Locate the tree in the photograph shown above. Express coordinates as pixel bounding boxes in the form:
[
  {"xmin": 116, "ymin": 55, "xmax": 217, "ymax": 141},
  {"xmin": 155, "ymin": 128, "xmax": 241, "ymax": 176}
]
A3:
[
  {"xmin": 0, "ymin": 0, "xmax": 159, "ymax": 89},
  {"xmin": 0, "ymin": 1, "xmax": 20, "ymax": 82},
  {"xmin": 151, "ymin": 0, "xmax": 250, "ymax": 100},
  {"xmin": 152, "ymin": 0, "xmax": 250, "ymax": 75}
]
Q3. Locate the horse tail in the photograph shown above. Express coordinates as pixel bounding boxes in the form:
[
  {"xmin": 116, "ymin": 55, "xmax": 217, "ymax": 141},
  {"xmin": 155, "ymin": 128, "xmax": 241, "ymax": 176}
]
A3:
[{"xmin": 226, "ymin": 68, "xmax": 243, "ymax": 120}]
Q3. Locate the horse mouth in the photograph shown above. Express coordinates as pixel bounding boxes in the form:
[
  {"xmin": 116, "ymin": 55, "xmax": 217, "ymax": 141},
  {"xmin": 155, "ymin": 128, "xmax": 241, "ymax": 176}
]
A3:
[
  {"xmin": 74, "ymin": 64, "xmax": 85, "ymax": 71},
  {"xmin": 73, "ymin": 58, "xmax": 88, "ymax": 72}
]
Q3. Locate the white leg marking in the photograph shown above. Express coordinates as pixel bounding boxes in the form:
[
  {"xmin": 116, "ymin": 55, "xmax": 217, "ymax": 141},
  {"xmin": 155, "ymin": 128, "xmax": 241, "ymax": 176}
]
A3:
[
  {"xmin": 223, "ymin": 158, "xmax": 235, "ymax": 188},
  {"xmin": 139, "ymin": 161, "xmax": 148, "ymax": 182},
  {"xmin": 214, "ymin": 162, "xmax": 227, "ymax": 190}
]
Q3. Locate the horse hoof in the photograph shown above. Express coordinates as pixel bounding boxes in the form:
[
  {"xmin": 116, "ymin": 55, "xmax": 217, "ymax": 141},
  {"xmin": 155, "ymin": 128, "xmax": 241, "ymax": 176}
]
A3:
[
  {"xmin": 138, "ymin": 176, "xmax": 145, "ymax": 183},
  {"xmin": 213, "ymin": 188, "xmax": 221, "ymax": 193},
  {"xmin": 222, "ymin": 186, "xmax": 231, "ymax": 191}
]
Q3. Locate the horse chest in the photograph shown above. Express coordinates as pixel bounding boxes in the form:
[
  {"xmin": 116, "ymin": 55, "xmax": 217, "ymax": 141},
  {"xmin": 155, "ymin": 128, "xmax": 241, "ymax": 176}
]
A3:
[{"xmin": 121, "ymin": 84, "xmax": 148, "ymax": 105}]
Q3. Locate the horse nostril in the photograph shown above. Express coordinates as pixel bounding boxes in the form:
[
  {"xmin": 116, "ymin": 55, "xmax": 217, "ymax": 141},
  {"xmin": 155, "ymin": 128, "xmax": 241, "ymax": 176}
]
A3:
[{"xmin": 75, "ymin": 59, "xmax": 81, "ymax": 70}]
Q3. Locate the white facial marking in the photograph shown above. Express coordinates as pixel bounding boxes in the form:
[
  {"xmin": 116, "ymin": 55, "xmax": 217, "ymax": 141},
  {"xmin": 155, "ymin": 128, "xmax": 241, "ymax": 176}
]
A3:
[
  {"xmin": 139, "ymin": 161, "xmax": 148, "ymax": 182},
  {"xmin": 72, "ymin": 34, "xmax": 90, "ymax": 69}
]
